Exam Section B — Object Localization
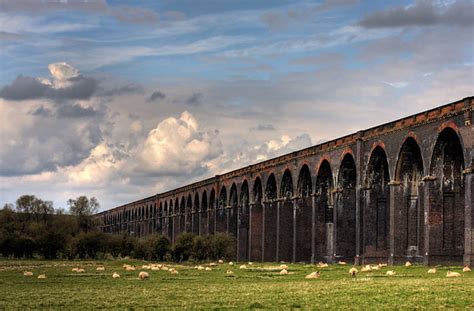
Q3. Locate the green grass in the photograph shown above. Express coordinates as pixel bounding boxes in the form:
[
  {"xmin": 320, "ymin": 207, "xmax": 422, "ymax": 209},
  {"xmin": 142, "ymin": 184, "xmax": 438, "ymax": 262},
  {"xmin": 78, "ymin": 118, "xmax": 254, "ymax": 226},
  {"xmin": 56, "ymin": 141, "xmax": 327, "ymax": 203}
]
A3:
[{"xmin": 0, "ymin": 260, "xmax": 472, "ymax": 309}]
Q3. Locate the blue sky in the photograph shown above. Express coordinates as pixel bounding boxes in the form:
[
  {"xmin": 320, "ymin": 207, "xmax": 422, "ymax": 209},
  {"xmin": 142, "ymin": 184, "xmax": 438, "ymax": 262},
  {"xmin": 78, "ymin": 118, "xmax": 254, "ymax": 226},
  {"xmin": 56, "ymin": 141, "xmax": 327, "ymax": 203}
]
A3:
[{"xmin": 0, "ymin": 0, "xmax": 473, "ymax": 211}]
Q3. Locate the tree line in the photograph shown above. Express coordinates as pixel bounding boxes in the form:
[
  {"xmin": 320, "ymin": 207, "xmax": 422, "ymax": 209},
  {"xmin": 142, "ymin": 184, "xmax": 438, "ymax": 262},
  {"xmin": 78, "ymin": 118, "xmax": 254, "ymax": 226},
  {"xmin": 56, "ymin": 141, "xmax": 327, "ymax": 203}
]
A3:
[{"xmin": 0, "ymin": 195, "xmax": 235, "ymax": 261}]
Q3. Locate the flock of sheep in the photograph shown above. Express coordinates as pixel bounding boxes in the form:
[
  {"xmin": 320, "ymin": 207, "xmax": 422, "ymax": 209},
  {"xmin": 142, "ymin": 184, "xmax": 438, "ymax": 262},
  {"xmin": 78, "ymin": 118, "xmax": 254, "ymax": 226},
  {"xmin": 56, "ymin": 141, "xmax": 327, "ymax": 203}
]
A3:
[{"xmin": 21, "ymin": 260, "xmax": 471, "ymax": 281}]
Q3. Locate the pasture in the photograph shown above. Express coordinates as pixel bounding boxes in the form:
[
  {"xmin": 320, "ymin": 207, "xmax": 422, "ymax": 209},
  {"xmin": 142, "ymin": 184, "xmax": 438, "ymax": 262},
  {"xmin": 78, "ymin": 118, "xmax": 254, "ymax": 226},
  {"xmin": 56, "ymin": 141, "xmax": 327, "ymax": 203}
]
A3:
[{"xmin": 0, "ymin": 259, "xmax": 472, "ymax": 309}]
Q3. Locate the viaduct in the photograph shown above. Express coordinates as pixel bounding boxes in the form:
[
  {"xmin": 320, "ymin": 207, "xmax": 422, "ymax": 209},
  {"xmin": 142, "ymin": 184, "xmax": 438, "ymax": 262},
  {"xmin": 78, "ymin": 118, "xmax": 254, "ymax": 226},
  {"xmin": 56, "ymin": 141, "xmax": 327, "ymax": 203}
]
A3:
[{"xmin": 97, "ymin": 97, "xmax": 473, "ymax": 265}]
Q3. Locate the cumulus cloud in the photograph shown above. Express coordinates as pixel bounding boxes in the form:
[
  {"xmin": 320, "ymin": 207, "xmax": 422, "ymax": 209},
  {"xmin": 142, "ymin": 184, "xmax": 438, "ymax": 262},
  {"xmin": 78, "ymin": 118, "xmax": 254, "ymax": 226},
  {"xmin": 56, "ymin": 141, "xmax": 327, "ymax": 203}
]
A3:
[
  {"xmin": 134, "ymin": 111, "xmax": 222, "ymax": 177},
  {"xmin": 358, "ymin": 0, "xmax": 474, "ymax": 28},
  {"xmin": 0, "ymin": 100, "xmax": 103, "ymax": 176},
  {"xmin": 0, "ymin": 62, "xmax": 98, "ymax": 101}
]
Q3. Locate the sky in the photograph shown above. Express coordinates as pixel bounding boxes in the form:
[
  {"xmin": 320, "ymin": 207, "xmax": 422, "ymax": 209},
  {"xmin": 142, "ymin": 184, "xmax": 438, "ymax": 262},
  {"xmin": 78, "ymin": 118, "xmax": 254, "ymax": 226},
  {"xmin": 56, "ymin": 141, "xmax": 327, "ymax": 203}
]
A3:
[{"xmin": 0, "ymin": 0, "xmax": 473, "ymax": 212}]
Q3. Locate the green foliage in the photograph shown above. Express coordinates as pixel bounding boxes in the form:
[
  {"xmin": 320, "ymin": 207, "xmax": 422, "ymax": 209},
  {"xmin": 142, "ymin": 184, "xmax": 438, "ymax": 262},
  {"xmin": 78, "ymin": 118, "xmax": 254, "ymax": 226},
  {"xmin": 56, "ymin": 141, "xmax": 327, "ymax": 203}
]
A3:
[
  {"xmin": 70, "ymin": 232, "xmax": 107, "ymax": 259},
  {"xmin": 173, "ymin": 232, "xmax": 194, "ymax": 262},
  {"xmin": 151, "ymin": 235, "xmax": 171, "ymax": 261}
]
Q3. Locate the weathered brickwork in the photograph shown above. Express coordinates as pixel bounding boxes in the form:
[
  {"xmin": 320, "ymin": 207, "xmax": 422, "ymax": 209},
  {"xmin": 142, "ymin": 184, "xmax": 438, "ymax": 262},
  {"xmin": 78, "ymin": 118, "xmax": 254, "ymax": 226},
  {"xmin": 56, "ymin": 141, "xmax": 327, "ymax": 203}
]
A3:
[{"xmin": 97, "ymin": 97, "xmax": 473, "ymax": 265}]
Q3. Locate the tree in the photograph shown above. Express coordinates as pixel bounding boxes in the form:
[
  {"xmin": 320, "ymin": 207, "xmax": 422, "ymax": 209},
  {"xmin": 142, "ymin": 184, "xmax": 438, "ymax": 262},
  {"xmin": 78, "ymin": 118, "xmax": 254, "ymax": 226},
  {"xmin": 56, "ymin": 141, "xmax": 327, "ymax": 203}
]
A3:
[{"xmin": 67, "ymin": 196, "xmax": 100, "ymax": 232}]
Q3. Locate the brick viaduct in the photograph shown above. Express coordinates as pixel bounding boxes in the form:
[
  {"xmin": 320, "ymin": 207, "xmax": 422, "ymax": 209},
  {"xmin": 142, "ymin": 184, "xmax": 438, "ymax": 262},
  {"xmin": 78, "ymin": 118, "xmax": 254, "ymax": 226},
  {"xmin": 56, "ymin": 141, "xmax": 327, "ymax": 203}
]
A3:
[{"xmin": 97, "ymin": 97, "xmax": 473, "ymax": 265}]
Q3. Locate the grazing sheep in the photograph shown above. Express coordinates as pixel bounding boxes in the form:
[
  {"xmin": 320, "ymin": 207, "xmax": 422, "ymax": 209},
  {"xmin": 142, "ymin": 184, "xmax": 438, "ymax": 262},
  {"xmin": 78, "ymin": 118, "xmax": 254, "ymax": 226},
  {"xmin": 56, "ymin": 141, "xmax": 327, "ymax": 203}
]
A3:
[
  {"xmin": 228, "ymin": 261, "xmax": 234, "ymax": 266},
  {"xmin": 226, "ymin": 270, "xmax": 235, "ymax": 277},
  {"xmin": 209, "ymin": 262, "xmax": 217, "ymax": 267},
  {"xmin": 96, "ymin": 266, "xmax": 105, "ymax": 271},
  {"xmin": 73, "ymin": 268, "xmax": 85, "ymax": 273},
  {"xmin": 205, "ymin": 267, "xmax": 212, "ymax": 271},
  {"xmin": 169, "ymin": 268, "xmax": 178, "ymax": 274},
  {"xmin": 142, "ymin": 265, "xmax": 151, "ymax": 270},
  {"xmin": 37, "ymin": 274, "xmax": 47, "ymax": 279},
  {"xmin": 71, "ymin": 268, "xmax": 79, "ymax": 272},
  {"xmin": 446, "ymin": 271, "xmax": 461, "ymax": 278},
  {"xmin": 386, "ymin": 270, "xmax": 396, "ymax": 276},
  {"xmin": 338, "ymin": 261, "xmax": 347, "ymax": 265},
  {"xmin": 427, "ymin": 268, "xmax": 437, "ymax": 274},
  {"xmin": 151, "ymin": 266, "xmax": 160, "ymax": 271},
  {"xmin": 371, "ymin": 265, "xmax": 380, "ymax": 271},
  {"xmin": 463, "ymin": 266, "xmax": 471, "ymax": 272},
  {"xmin": 349, "ymin": 267, "xmax": 358, "ymax": 277},
  {"xmin": 279, "ymin": 269, "xmax": 288, "ymax": 275},
  {"xmin": 197, "ymin": 265, "xmax": 205, "ymax": 271},
  {"xmin": 23, "ymin": 271, "xmax": 33, "ymax": 276},
  {"xmin": 112, "ymin": 272, "xmax": 120, "ymax": 279},
  {"xmin": 361, "ymin": 265, "xmax": 372, "ymax": 272},
  {"xmin": 378, "ymin": 263, "xmax": 387, "ymax": 267},
  {"xmin": 125, "ymin": 265, "xmax": 136, "ymax": 271},
  {"xmin": 248, "ymin": 262, "xmax": 253, "ymax": 265},
  {"xmin": 317, "ymin": 262, "xmax": 328, "ymax": 268},
  {"xmin": 239, "ymin": 265, "xmax": 247, "ymax": 270},
  {"xmin": 138, "ymin": 271, "xmax": 149, "ymax": 280},
  {"xmin": 280, "ymin": 264, "xmax": 288, "ymax": 270},
  {"xmin": 305, "ymin": 271, "xmax": 320, "ymax": 279},
  {"xmin": 405, "ymin": 261, "xmax": 412, "ymax": 267},
  {"xmin": 162, "ymin": 267, "xmax": 169, "ymax": 271},
  {"xmin": 218, "ymin": 259, "xmax": 224, "ymax": 264}
]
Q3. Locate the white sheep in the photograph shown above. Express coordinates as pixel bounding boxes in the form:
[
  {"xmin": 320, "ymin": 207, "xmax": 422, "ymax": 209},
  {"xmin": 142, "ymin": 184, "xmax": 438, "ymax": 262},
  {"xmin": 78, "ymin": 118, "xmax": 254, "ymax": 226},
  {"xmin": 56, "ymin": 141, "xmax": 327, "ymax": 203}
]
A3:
[
  {"xmin": 280, "ymin": 264, "xmax": 288, "ymax": 270},
  {"xmin": 349, "ymin": 267, "xmax": 358, "ymax": 277},
  {"xmin": 305, "ymin": 271, "xmax": 320, "ymax": 279},
  {"xmin": 279, "ymin": 269, "xmax": 288, "ymax": 275},
  {"xmin": 462, "ymin": 266, "xmax": 471, "ymax": 272},
  {"xmin": 386, "ymin": 270, "xmax": 396, "ymax": 276},
  {"xmin": 239, "ymin": 264, "xmax": 247, "ymax": 270},
  {"xmin": 37, "ymin": 274, "xmax": 47, "ymax": 279},
  {"xmin": 226, "ymin": 270, "xmax": 234, "ymax": 277},
  {"xmin": 427, "ymin": 268, "xmax": 436, "ymax": 274},
  {"xmin": 205, "ymin": 267, "xmax": 212, "ymax": 271},
  {"xmin": 446, "ymin": 271, "xmax": 461, "ymax": 278},
  {"xmin": 361, "ymin": 265, "xmax": 372, "ymax": 272},
  {"xmin": 112, "ymin": 272, "xmax": 120, "ymax": 278},
  {"xmin": 218, "ymin": 259, "xmax": 224, "ymax": 264},
  {"xmin": 138, "ymin": 271, "xmax": 149, "ymax": 280},
  {"xmin": 405, "ymin": 261, "xmax": 412, "ymax": 267},
  {"xmin": 338, "ymin": 261, "xmax": 347, "ymax": 265},
  {"xmin": 317, "ymin": 262, "xmax": 328, "ymax": 268},
  {"xmin": 23, "ymin": 271, "xmax": 33, "ymax": 276},
  {"xmin": 228, "ymin": 261, "xmax": 234, "ymax": 266},
  {"xmin": 197, "ymin": 265, "xmax": 205, "ymax": 270},
  {"xmin": 96, "ymin": 266, "xmax": 105, "ymax": 271}
]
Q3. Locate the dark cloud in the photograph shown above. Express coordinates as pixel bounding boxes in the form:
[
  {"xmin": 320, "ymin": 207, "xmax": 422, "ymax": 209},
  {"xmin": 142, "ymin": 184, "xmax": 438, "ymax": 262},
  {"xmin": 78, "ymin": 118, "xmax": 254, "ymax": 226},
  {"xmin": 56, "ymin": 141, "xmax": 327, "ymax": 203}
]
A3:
[
  {"xmin": 99, "ymin": 84, "xmax": 141, "ymax": 97},
  {"xmin": 30, "ymin": 105, "xmax": 53, "ymax": 117},
  {"xmin": 0, "ymin": 75, "xmax": 98, "ymax": 101},
  {"xmin": 185, "ymin": 93, "xmax": 203, "ymax": 106},
  {"xmin": 147, "ymin": 90, "xmax": 166, "ymax": 102},
  {"xmin": 358, "ymin": 0, "xmax": 474, "ymax": 28},
  {"xmin": 56, "ymin": 104, "xmax": 102, "ymax": 119},
  {"xmin": 250, "ymin": 124, "xmax": 276, "ymax": 131}
]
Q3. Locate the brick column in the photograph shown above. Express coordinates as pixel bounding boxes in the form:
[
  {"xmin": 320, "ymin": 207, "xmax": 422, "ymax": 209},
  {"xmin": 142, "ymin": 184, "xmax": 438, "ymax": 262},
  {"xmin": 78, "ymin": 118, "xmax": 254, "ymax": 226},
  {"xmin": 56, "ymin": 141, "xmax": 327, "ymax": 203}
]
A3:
[
  {"xmin": 332, "ymin": 190, "xmax": 340, "ymax": 261},
  {"xmin": 261, "ymin": 201, "xmax": 266, "ymax": 262},
  {"xmin": 388, "ymin": 181, "xmax": 402, "ymax": 265},
  {"xmin": 276, "ymin": 200, "xmax": 280, "ymax": 262},
  {"xmin": 422, "ymin": 176, "xmax": 437, "ymax": 265},
  {"xmin": 464, "ymin": 169, "xmax": 473, "ymax": 266},
  {"xmin": 248, "ymin": 202, "xmax": 254, "ymax": 262},
  {"xmin": 311, "ymin": 193, "xmax": 316, "ymax": 264},
  {"xmin": 292, "ymin": 198, "xmax": 297, "ymax": 263}
]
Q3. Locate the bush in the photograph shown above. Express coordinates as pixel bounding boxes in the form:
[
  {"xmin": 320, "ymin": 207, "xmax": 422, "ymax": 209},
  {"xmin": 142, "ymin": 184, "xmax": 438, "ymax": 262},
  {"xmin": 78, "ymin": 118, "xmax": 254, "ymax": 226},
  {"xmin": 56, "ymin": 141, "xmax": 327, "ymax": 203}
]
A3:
[
  {"xmin": 173, "ymin": 233, "xmax": 194, "ymax": 262},
  {"xmin": 212, "ymin": 233, "xmax": 235, "ymax": 260},
  {"xmin": 151, "ymin": 235, "xmax": 171, "ymax": 261},
  {"xmin": 70, "ymin": 232, "xmax": 107, "ymax": 259},
  {"xmin": 37, "ymin": 231, "xmax": 68, "ymax": 259}
]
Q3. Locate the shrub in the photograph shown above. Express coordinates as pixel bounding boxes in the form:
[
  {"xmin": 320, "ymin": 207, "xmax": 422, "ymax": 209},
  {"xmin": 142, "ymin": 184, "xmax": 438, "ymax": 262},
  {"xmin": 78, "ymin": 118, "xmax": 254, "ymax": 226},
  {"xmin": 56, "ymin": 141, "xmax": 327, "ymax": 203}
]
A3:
[
  {"xmin": 37, "ymin": 231, "xmax": 68, "ymax": 259},
  {"xmin": 173, "ymin": 233, "xmax": 194, "ymax": 262},
  {"xmin": 151, "ymin": 235, "xmax": 171, "ymax": 261},
  {"xmin": 212, "ymin": 233, "xmax": 235, "ymax": 260},
  {"xmin": 70, "ymin": 232, "xmax": 107, "ymax": 259}
]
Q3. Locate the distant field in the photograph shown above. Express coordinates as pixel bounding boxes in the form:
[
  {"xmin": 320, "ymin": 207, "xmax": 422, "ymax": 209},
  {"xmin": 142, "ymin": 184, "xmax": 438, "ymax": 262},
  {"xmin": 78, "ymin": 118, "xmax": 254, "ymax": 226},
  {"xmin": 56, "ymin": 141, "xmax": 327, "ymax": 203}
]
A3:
[{"xmin": 0, "ymin": 259, "xmax": 472, "ymax": 309}]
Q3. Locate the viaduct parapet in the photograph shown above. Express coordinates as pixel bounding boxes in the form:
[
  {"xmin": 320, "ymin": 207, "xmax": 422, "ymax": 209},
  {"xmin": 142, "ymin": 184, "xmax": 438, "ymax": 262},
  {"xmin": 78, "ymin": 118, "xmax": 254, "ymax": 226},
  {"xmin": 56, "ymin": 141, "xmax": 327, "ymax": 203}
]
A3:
[{"xmin": 97, "ymin": 97, "xmax": 473, "ymax": 265}]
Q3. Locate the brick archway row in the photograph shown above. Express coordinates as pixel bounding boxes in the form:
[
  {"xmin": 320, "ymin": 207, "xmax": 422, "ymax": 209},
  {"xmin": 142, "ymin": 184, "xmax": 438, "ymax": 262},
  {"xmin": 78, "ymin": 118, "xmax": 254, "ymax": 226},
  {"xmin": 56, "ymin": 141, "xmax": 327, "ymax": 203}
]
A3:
[{"xmin": 97, "ymin": 97, "xmax": 473, "ymax": 265}]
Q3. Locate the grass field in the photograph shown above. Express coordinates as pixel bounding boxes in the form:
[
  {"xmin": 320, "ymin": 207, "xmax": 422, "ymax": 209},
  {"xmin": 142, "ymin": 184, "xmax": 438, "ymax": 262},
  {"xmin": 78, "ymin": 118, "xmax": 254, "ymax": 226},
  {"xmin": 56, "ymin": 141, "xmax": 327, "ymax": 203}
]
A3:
[{"xmin": 0, "ymin": 259, "xmax": 472, "ymax": 309}]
